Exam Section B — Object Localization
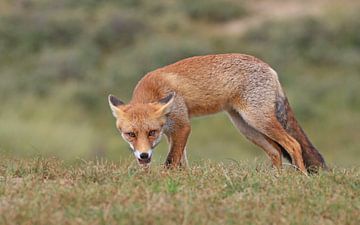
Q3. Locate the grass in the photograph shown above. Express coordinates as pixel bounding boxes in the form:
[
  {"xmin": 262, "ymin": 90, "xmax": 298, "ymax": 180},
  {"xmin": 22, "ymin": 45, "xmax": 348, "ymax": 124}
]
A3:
[
  {"xmin": 0, "ymin": 0, "xmax": 359, "ymax": 167},
  {"xmin": 0, "ymin": 156, "xmax": 359, "ymax": 225},
  {"xmin": 0, "ymin": 1, "xmax": 358, "ymax": 223}
]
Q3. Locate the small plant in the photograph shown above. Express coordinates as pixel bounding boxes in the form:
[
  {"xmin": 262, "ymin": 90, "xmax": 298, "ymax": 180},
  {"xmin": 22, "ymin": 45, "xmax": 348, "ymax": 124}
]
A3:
[
  {"xmin": 166, "ymin": 178, "xmax": 180, "ymax": 195},
  {"xmin": 93, "ymin": 14, "xmax": 146, "ymax": 50},
  {"xmin": 181, "ymin": 0, "xmax": 247, "ymax": 22}
]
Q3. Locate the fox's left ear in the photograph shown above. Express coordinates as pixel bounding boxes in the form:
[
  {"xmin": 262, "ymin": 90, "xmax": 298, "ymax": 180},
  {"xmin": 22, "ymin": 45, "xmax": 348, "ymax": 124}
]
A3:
[
  {"xmin": 155, "ymin": 92, "xmax": 176, "ymax": 116},
  {"xmin": 108, "ymin": 94, "xmax": 124, "ymax": 118}
]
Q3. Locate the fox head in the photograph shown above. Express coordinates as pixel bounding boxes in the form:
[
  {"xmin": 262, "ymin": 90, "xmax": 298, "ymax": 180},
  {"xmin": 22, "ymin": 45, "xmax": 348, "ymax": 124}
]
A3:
[{"xmin": 108, "ymin": 93, "xmax": 175, "ymax": 165}]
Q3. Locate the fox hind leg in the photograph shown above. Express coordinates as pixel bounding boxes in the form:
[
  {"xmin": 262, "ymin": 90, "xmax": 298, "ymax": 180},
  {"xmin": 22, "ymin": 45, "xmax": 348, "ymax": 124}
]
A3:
[
  {"xmin": 238, "ymin": 109, "xmax": 306, "ymax": 173},
  {"xmin": 227, "ymin": 109, "xmax": 283, "ymax": 169}
]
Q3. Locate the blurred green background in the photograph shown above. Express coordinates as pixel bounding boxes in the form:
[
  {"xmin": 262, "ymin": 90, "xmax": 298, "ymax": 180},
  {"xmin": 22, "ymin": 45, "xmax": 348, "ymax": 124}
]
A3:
[{"xmin": 0, "ymin": 0, "xmax": 359, "ymax": 166}]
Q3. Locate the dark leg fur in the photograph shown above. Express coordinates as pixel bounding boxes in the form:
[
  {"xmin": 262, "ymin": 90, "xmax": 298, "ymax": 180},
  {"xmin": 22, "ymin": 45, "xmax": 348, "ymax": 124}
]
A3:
[
  {"xmin": 276, "ymin": 96, "xmax": 327, "ymax": 173},
  {"xmin": 279, "ymin": 144, "xmax": 292, "ymax": 163}
]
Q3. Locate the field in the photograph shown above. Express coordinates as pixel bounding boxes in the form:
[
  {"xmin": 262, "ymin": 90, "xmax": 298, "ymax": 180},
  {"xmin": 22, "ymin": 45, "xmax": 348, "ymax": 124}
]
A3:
[
  {"xmin": 0, "ymin": 156, "xmax": 359, "ymax": 225},
  {"xmin": 0, "ymin": 0, "xmax": 359, "ymax": 165},
  {"xmin": 0, "ymin": 0, "xmax": 360, "ymax": 224}
]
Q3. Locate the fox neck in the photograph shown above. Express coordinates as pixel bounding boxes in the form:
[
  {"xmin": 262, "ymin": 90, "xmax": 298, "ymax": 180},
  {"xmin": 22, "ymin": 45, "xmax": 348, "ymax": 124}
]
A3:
[{"xmin": 131, "ymin": 73, "xmax": 170, "ymax": 104}]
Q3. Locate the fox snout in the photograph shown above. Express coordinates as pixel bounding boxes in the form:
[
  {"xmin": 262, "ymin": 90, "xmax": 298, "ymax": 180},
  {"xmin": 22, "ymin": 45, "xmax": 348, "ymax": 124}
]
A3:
[{"xmin": 134, "ymin": 150, "xmax": 152, "ymax": 165}]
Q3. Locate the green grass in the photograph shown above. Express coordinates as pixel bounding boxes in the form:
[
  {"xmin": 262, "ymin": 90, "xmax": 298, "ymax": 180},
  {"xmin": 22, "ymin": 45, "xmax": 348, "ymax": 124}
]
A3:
[
  {"xmin": 0, "ymin": 156, "xmax": 359, "ymax": 225},
  {"xmin": 0, "ymin": 0, "xmax": 360, "ymax": 166},
  {"xmin": 0, "ymin": 1, "xmax": 358, "ymax": 223},
  {"xmin": 0, "ymin": 2, "xmax": 359, "ymax": 222},
  {"xmin": 1, "ymin": 1, "xmax": 359, "ymax": 166}
]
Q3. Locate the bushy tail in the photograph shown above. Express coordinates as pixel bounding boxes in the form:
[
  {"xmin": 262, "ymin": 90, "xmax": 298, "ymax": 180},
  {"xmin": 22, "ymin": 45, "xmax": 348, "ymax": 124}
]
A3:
[{"xmin": 276, "ymin": 96, "xmax": 327, "ymax": 173}]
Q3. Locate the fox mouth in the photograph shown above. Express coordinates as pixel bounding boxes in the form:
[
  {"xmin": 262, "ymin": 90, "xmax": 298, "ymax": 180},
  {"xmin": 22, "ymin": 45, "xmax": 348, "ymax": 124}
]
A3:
[{"xmin": 137, "ymin": 157, "xmax": 151, "ymax": 165}]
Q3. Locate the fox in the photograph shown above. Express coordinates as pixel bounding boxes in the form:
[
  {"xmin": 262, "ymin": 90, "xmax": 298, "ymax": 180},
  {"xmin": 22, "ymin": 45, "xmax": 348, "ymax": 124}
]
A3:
[{"xmin": 108, "ymin": 53, "xmax": 327, "ymax": 173}]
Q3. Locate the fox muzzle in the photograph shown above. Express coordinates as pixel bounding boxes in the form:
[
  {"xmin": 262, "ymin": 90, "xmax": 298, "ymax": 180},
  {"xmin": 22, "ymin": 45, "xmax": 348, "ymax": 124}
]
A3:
[{"xmin": 134, "ymin": 149, "xmax": 153, "ymax": 164}]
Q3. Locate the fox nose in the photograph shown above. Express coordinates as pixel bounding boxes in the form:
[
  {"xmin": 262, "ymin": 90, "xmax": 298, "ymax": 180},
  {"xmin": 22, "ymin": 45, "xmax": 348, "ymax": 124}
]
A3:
[{"xmin": 140, "ymin": 152, "xmax": 149, "ymax": 159}]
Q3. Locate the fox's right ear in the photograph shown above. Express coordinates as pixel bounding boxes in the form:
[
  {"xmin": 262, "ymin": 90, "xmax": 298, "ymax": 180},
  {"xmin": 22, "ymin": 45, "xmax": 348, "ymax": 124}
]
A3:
[{"xmin": 108, "ymin": 94, "xmax": 124, "ymax": 118}]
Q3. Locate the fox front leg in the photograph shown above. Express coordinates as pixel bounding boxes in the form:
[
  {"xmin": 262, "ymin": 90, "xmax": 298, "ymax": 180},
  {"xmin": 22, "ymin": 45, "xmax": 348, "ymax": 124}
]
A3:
[{"xmin": 165, "ymin": 124, "xmax": 191, "ymax": 168}]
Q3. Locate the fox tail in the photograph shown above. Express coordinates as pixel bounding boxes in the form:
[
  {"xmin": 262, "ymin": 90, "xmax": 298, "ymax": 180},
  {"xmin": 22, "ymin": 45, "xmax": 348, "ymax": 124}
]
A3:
[{"xmin": 276, "ymin": 96, "xmax": 327, "ymax": 173}]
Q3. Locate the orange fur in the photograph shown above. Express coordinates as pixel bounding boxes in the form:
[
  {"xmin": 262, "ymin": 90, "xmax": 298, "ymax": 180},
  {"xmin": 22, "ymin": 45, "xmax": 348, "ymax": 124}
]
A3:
[{"xmin": 109, "ymin": 54, "xmax": 326, "ymax": 173}]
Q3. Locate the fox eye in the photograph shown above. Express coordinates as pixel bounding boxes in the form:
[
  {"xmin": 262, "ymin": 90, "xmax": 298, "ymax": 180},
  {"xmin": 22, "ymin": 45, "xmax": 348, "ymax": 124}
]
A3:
[
  {"xmin": 126, "ymin": 132, "xmax": 136, "ymax": 138},
  {"xmin": 148, "ymin": 130, "xmax": 157, "ymax": 137}
]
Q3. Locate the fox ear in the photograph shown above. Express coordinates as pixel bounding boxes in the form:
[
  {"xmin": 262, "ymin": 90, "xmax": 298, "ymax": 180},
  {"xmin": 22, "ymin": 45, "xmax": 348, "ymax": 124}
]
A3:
[
  {"xmin": 108, "ymin": 94, "xmax": 124, "ymax": 118},
  {"xmin": 155, "ymin": 92, "xmax": 176, "ymax": 116}
]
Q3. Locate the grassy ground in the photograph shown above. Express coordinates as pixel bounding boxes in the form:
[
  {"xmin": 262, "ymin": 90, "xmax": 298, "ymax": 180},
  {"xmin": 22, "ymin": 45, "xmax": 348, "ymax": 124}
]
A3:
[
  {"xmin": 0, "ymin": 0, "xmax": 359, "ymax": 166},
  {"xmin": 0, "ymin": 1, "xmax": 359, "ymax": 224},
  {"xmin": 0, "ymin": 156, "xmax": 358, "ymax": 225}
]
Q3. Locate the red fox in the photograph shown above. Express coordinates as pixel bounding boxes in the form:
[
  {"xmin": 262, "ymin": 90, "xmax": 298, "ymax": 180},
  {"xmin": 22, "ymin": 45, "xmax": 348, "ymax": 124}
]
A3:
[{"xmin": 108, "ymin": 54, "xmax": 326, "ymax": 173}]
